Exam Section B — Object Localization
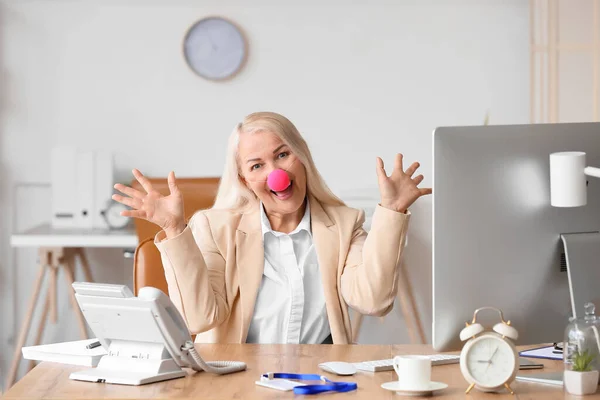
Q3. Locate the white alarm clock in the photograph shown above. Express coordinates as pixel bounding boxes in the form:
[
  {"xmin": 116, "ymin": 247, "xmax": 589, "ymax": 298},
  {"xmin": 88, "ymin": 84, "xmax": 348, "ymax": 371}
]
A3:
[
  {"xmin": 101, "ymin": 201, "xmax": 130, "ymax": 230},
  {"xmin": 459, "ymin": 307, "xmax": 519, "ymax": 395}
]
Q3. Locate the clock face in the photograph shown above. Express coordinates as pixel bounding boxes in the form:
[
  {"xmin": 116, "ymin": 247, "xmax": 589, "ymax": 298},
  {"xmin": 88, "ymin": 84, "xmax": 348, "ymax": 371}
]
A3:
[
  {"xmin": 462, "ymin": 335, "xmax": 517, "ymax": 389},
  {"xmin": 105, "ymin": 202, "xmax": 130, "ymax": 229},
  {"xmin": 183, "ymin": 17, "xmax": 246, "ymax": 80}
]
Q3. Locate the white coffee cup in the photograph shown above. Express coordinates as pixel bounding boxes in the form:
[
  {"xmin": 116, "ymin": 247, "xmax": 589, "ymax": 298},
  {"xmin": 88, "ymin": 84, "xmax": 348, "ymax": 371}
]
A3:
[{"xmin": 392, "ymin": 355, "xmax": 431, "ymax": 390}]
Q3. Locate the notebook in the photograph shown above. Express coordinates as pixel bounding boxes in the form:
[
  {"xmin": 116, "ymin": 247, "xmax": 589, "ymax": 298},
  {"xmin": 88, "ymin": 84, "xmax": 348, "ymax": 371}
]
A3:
[{"xmin": 22, "ymin": 338, "xmax": 107, "ymax": 367}]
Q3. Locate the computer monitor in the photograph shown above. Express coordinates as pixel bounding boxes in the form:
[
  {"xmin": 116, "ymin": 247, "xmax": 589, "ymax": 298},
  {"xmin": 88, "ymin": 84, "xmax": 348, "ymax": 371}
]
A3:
[{"xmin": 432, "ymin": 122, "xmax": 600, "ymax": 352}]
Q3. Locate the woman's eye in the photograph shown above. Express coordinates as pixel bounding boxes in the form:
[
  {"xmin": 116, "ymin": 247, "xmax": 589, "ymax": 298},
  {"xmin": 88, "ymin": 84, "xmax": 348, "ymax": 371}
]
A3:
[
  {"xmin": 278, "ymin": 152, "xmax": 289, "ymax": 159},
  {"xmin": 251, "ymin": 164, "xmax": 261, "ymax": 171}
]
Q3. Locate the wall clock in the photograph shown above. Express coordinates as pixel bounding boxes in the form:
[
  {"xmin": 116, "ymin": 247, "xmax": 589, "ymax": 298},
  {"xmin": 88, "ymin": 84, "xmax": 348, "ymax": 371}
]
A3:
[{"xmin": 183, "ymin": 17, "xmax": 247, "ymax": 81}]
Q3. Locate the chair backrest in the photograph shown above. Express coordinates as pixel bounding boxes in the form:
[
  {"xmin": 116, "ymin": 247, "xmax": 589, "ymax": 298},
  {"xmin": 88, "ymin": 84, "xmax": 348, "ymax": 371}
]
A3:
[
  {"xmin": 130, "ymin": 177, "xmax": 221, "ymax": 243},
  {"xmin": 131, "ymin": 177, "xmax": 219, "ymax": 343}
]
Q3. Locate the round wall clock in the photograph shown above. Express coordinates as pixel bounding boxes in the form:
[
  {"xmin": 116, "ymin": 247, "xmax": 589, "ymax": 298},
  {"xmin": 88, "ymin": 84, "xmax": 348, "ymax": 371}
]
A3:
[{"xmin": 183, "ymin": 17, "xmax": 247, "ymax": 81}]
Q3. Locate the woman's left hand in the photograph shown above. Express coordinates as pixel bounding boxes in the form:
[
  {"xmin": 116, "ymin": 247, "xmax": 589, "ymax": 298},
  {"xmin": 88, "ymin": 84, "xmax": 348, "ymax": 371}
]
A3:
[{"xmin": 376, "ymin": 153, "xmax": 432, "ymax": 213}]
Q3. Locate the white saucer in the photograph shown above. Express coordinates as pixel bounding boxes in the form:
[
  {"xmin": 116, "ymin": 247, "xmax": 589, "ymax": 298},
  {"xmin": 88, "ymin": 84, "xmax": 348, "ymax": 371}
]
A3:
[{"xmin": 381, "ymin": 381, "xmax": 448, "ymax": 396}]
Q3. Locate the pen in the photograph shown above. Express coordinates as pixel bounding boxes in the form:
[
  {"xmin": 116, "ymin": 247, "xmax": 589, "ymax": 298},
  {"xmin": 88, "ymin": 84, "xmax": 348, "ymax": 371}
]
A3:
[{"xmin": 86, "ymin": 341, "xmax": 101, "ymax": 349}]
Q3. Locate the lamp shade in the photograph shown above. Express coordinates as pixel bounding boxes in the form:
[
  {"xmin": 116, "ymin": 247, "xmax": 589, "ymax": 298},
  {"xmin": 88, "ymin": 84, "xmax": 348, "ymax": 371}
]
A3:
[{"xmin": 550, "ymin": 151, "xmax": 587, "ymax": 207}]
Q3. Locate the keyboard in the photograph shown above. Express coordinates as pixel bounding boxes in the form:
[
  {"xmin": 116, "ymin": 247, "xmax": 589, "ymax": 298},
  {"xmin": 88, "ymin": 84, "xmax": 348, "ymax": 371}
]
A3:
[{"xmin": 353, "ymin": 354, "xmax": 460, "ymax": 372}]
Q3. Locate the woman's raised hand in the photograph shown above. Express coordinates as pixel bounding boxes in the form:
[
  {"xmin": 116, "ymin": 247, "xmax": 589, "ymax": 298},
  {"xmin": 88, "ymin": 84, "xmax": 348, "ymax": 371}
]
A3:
[
  {"xmin": 113, "ymin": 169, "xmax": 186, "ymax": 238},
  {"xmin": 376, "ymin": 154, "xmax": 432, "ymax": 213}
]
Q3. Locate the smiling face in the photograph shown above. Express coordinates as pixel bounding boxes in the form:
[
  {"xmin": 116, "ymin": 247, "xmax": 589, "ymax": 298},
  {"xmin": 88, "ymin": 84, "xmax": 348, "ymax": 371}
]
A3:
[{"xmin": 238, "ymin": 130, "xmax": 307, "ymax": 217}]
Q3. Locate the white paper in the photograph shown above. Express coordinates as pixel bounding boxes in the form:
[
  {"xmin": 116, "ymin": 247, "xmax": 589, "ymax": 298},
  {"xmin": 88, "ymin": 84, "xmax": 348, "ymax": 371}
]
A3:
[
  {"xmin": 22, "ymin": 338, "xmax": 107, "ymax": 367},
  {"xmin": 255, "ymin": 378, "xmax": 307, "ymax": 391},
  {"xmin": 519, "ymin": 345, "xmax": 563, "ymax": 360}
]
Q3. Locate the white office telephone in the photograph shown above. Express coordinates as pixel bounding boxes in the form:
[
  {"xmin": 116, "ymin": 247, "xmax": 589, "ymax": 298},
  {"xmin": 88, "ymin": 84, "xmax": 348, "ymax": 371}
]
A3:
[{"xmin": 70, "ymin": 282, "xmax": 246, "ymax": 385}]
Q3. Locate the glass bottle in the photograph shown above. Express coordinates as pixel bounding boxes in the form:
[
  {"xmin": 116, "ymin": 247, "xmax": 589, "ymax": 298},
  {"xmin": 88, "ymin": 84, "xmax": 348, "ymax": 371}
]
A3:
[{"xmin": 564, "ymin": 302, "xmax": 600, "ymax": 374}]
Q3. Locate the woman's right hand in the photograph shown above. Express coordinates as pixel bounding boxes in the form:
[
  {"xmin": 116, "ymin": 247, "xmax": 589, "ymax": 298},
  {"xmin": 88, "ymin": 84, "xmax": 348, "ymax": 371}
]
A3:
[{"xmin": 113, "ymin": 169, "xmax": 186, "ymax": 238}]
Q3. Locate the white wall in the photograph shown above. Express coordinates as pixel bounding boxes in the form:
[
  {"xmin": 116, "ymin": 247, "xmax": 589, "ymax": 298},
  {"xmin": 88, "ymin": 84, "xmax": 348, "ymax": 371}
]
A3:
[{"xmin": 0, "ymin": 0, "xmax": 529, "ymax": 387}]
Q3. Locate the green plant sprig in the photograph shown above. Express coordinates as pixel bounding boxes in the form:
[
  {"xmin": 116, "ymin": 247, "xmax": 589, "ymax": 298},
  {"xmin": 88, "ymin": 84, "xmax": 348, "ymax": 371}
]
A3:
[{"xmin": 572, "ymin": 349, "xmax": 596, "ymax": 372}]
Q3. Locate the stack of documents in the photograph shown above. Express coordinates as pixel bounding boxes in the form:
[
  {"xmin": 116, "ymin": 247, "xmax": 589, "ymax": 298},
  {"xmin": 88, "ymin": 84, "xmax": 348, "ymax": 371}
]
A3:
[{"xmin": 22, "ymin": 338, "xmax": 106, "ymax": 367}]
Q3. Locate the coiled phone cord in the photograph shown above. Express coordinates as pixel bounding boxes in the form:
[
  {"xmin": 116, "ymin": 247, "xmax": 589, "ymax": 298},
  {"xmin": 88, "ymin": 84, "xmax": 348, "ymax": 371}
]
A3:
[{"xmin": 181, "ymin": 341, "xmax": 247, "ymax": 375}]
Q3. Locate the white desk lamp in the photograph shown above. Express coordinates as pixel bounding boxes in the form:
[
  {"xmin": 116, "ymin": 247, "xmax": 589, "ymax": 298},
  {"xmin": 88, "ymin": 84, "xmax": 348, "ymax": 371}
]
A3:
[
  {"xmin": 549, "ymin": 151, "xmax": 600, "ymax": 321},
  {"xmin": 550, "ymin": 151, "xmax": 600, "ymax": 207}
]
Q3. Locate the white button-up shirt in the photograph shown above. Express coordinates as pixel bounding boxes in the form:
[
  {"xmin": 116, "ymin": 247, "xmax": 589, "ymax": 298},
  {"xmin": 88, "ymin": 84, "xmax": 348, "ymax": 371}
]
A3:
[{"xmin": 246, "ymin": 200, "xmax": 331, "ymax": 344}]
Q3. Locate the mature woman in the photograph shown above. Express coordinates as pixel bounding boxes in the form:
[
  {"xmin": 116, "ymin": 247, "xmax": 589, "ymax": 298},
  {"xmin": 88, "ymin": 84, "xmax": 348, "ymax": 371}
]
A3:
[{"xmin": 113, "ymin": 112, "xmax": 431, "ymax": 344}]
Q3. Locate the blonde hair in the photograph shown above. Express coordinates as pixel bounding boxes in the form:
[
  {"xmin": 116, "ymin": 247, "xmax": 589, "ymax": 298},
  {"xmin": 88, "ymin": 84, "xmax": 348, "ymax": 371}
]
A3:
[{"xmin": 212, "ymin": 111, "xmax": 345, "ymax": 212}]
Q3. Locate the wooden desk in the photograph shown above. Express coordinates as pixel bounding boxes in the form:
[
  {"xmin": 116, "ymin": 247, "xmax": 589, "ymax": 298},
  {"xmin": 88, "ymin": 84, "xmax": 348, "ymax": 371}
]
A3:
[
  {"xmin": 3, "ymin": 344, "xmax": 595, "ymax": 399},
  {"xmin": 6, "ymin": 224, "xmax": 138, "ymax": 389}
]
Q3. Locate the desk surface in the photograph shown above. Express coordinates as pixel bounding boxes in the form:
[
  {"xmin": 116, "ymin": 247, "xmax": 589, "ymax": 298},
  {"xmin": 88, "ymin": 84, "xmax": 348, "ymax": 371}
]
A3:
[
  {"xmin": 10, "ymin": 223, "xmax": 138, "ymax": 248},
  {"xmin": 3, "ymin": 344, "xmax": 594, "ymax": 399}
]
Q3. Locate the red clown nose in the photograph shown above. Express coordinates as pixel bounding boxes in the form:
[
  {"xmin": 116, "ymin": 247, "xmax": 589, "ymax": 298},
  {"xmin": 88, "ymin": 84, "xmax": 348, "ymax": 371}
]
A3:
[{"xmin": 267, "ymin": 169, "xmax": 291, "ymax": 192}]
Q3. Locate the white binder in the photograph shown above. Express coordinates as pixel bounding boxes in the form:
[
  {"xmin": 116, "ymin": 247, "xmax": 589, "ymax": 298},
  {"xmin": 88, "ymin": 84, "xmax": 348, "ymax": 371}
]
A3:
[
  {"xmin": 92, "ymin": 151, "xmax": 114, "ymax": 229},
  {"xmin": 51, "ymin": 146, "xmax": 77, "ymax": 228},
  {"xmin": 51, "ymin": 147, "xmax": 115, "ymax": 229},
  {"xmin": 76, "ymin": 151, "xmax": 95, "ymax": 229}
]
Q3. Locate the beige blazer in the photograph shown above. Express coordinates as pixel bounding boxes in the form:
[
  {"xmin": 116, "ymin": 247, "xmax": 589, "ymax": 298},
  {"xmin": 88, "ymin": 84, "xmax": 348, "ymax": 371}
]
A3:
[{"xmin": 154, "ymin": 195, "xmax": 410, "ymax": 344}]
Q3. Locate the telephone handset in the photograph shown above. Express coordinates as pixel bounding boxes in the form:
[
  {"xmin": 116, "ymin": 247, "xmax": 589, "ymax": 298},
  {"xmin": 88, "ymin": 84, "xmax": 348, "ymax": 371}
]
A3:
[{"xmin": 70, "ymin": 282, "xmax": 246, "ymax": 386}]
